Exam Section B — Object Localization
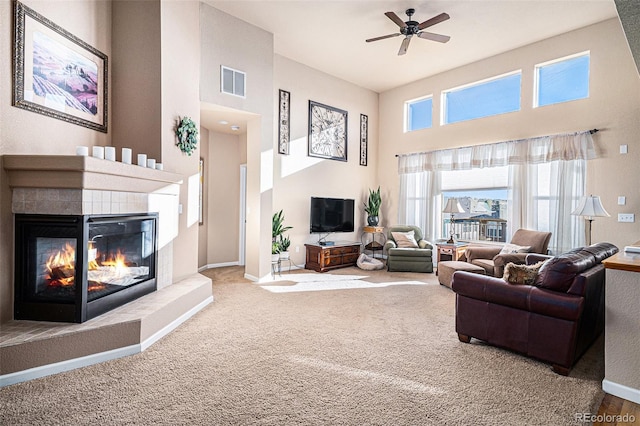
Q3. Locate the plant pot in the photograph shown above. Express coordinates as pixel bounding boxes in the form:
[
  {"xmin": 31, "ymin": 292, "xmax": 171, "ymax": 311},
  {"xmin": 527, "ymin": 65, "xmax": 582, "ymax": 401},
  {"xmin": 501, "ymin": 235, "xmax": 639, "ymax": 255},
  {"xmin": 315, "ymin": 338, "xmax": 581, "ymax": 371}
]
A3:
[
  {"xmin": 279, "ymin": 251, "xmax": 290, "ymax": 260},
  {"xmin": 271, "ymin": 253, "xmax": 280, "ymax": 263},
  {"xmin": 367, "ymin": 215, "xmax": 379, "ymax": 226}
]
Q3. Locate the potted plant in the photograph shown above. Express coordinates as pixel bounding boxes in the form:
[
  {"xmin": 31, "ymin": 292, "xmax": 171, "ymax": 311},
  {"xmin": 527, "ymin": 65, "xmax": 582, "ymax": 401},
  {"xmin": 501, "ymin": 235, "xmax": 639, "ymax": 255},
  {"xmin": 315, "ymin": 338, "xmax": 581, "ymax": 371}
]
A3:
[
  {"xmin": 271, "ymin": 241, "xmax": 281, "ymax": 263},
  {"xmin": 279, "ymin": 235, "xmax": 291, "ymax": 260},
  {"xmin": 364, "ymin": 186, "xmax": 382, "ymax": 226},
  {"xmin": 272, "ymin": 209, "xmax": 293, "ymax": 260}
]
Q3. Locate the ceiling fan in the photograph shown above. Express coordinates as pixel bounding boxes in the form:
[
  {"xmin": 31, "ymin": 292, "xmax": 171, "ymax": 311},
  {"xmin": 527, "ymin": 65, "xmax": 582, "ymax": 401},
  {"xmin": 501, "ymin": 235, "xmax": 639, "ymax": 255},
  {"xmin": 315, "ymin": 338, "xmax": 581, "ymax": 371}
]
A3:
[{"xmin": 366, "ymin": 8, "xmax": 450, "ymax": 56}]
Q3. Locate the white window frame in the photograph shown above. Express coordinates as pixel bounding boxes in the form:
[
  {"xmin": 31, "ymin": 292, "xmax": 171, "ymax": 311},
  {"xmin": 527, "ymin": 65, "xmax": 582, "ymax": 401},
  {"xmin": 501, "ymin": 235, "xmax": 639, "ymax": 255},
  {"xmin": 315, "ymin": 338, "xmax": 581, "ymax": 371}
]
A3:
[
  {"xmin": 404, "ymin": 95, "xmax": 433, "ymax": 133},
  {"xmin": 220, "ymin": 65, "xmax": 246, "ymax": 98},
  {"xmin": 440, "ymin": 70, "xmax": 522, "ymax": 125},
  {"xmin": 533, "ymin": 51, "xmax": 590, "ymax": 108}
]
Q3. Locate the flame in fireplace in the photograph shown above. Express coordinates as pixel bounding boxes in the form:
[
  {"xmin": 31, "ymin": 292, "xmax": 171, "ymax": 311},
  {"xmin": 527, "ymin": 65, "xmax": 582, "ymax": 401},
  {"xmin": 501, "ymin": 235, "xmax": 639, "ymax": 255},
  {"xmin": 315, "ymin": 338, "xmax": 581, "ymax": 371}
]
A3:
[
  {"xmin": 101, "ymin": 251, "xmax": 128, "ymax": 278},
  {"xmin": 45, "ymin": 243, "xmax": 76, "ymax": 287},
  {"xmin": 46, "ymin": 245, "xmax": 144, "ymax": 291}
]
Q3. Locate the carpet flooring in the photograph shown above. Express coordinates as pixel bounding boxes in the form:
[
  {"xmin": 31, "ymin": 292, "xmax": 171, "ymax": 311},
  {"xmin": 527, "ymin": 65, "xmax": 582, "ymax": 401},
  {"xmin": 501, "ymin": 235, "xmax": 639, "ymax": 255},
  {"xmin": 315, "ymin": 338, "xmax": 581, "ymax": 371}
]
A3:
[{"xmin": 0, "ymin": 266, "xmax": 604, "ymax": 425}]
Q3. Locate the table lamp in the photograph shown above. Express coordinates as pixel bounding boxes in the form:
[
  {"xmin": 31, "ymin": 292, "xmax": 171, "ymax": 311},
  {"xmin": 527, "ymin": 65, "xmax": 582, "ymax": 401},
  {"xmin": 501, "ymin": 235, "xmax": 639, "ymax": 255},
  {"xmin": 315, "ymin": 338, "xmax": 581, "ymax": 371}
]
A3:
[
  {"xmin": 443, "ymin": 198, "xmax": 464, "ymax": 244},
  {"xmin": 571, "ymin": 195, "xmax": 609, "ymax": 245}
]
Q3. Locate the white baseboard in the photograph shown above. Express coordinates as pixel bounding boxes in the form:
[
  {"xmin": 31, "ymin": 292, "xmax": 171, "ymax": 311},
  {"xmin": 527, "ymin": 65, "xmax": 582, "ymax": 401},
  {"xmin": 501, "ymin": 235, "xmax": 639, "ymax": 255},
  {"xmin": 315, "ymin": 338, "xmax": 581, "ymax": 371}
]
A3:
[
  {"xmin": 244, "ymin": 273, "xmax": 259, "ymax": 282},
  {"xmin": 0, "ymin": 296, "xmax": 214, "ymax": 388},
  {"xmin": 603, "ymin": 379, "xmax": 640, "ymax": 404},
  {"xmin": 198, "ymin": 261, "xmax": 239, "ymax": 272},
  {"xmin": 0, "ymin": 345, "xmax": 140, "ymax": 388}
]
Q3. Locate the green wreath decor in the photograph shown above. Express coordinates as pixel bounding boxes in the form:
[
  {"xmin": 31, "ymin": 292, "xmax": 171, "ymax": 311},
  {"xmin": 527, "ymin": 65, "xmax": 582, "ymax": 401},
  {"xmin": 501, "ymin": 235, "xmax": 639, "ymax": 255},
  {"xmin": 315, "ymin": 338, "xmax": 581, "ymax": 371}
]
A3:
[{"xmin": 175, "ymin": 116, "xmax": 199, "ymax": 156}]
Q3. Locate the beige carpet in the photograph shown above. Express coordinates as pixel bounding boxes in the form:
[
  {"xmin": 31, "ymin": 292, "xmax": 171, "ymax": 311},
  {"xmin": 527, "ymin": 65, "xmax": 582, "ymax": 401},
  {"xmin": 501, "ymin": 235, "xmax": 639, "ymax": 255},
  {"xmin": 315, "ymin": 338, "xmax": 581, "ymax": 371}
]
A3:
[{"xmin": 0, "ymin": 266, "xmax": 604, "ymax": 425}]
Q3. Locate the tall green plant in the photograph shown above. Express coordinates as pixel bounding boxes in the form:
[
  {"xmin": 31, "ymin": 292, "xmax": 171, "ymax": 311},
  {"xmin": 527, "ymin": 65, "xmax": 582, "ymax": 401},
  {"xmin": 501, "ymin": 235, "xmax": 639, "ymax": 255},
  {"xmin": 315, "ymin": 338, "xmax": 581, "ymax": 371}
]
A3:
[
  {"xmin": 278, "ymin": 235, "xmax": 291, "ymax": 252},
  {"xmin": 364, "ymin": 186, "xmax": 382, "ymax": 217},
  {"xmin": 272, "ymin": 210, "xmax": 292, "ymax": 240}
]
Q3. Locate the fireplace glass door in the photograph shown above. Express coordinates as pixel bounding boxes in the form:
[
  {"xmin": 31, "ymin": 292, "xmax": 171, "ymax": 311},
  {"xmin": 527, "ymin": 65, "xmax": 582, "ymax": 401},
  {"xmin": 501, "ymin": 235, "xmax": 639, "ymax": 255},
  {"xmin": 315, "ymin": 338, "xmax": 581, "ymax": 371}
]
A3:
[
  {"xmin": 30, "ymin": 233, "xmax": 78, "ymax": 303},
  {"xmin": 87, "ymin": 217, "xmax": 155, "ymax": 302},
  {"xmin": 15, "ymin": 214, "xmax": 158, "ymax": 322}
]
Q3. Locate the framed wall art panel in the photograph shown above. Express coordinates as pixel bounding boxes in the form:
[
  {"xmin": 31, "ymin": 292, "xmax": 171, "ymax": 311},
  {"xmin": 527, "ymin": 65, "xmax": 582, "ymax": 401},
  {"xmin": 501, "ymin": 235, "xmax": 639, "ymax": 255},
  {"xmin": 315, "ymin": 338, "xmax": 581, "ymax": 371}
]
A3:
[
  {"xmin": 13, "ymin": 1, "xmax": 108, "ymax": 132},
  {"xmin": 308, "ymin": 100, "xmax": 348, "ymax": 162},
  {"xmin": 278, "ymin": 89, "xmax": 290, "ymax": 155},
  {"xmin": 359, "ymin": 114, "xmax": 368, "ymax": 166}
]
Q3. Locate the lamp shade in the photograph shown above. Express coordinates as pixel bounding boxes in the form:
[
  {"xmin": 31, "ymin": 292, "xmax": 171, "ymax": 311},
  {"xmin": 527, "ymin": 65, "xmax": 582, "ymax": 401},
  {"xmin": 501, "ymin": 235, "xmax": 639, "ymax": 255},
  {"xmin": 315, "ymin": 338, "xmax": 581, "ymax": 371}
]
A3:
[
  {"xmin": 571, "ymin": 195, "xmax": 610, "ymax": 220},
  {"xmin": 443, "ymin": 198, "xmax": 464, "ymax": 214}
]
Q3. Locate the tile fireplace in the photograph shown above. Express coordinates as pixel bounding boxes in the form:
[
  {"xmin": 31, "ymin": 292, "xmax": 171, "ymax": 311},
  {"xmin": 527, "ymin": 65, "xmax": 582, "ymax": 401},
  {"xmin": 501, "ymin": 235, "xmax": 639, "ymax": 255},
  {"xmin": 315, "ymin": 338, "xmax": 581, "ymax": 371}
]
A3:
[{"xmin": 14, "ymin": 213, "xmax": 158, "ymax": 323}]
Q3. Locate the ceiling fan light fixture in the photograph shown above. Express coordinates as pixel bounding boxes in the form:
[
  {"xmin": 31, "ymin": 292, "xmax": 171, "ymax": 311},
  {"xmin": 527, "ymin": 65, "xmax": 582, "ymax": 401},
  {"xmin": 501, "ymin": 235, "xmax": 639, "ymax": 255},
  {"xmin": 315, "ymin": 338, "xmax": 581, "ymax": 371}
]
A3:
[{"xmin": 366, "ymin": 8, "xmax": 451, "ymax": 55}]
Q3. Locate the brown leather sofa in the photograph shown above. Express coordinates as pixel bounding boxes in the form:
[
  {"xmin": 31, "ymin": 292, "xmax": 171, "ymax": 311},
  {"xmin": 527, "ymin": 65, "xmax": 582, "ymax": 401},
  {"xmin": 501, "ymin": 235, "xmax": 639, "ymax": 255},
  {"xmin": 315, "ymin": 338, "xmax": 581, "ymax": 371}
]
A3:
[
  {"xmin": 451, "ymin": 242, "xmax": 618, "ymax": 375},
  {"xmin": 464, "ymin": 229, "xmax": 552, "ymax": 277}
]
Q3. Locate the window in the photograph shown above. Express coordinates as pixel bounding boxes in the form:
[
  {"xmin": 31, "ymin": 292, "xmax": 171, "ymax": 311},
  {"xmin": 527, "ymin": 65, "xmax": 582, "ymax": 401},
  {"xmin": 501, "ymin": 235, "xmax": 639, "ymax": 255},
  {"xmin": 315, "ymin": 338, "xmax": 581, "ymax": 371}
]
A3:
[
  {"xmin": 440, "ymin": 167, "xmax": 509, "ymax": 242},
  {"xmin": 405, "ymin": 96, "xmax": 433, "ymax": 132},
  {"xmin": 535, "ymin": 52, "xmax": 589, "ymax": 107},
  {"xmin": 221, "ymin": 66, "xmax": 246, "ymax": 97},
  {"xmin": 442, "ymin": 71, "xmax": 521, "ymax": 125}
]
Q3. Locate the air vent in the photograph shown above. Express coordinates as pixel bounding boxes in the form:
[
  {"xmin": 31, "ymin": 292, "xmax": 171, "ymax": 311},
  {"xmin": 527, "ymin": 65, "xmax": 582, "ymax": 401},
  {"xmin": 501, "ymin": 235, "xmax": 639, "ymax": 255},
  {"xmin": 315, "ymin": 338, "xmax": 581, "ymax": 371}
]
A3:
[{"xmin": 221, "ymin": 66, "xmax": 246, "ymax": 98}]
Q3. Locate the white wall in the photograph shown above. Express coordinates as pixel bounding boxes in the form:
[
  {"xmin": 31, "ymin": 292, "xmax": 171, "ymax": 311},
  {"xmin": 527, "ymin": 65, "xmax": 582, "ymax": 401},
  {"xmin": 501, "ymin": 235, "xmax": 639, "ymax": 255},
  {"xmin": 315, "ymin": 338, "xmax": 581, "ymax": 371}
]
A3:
[
  {"xmin": 273, "ymin": 55, "xmax": 379, "ymax": 267},
  {"xmin": 378, "ymin": 18, "xmax": 640, "ymax": 251},
  {"xmin": 198, "ymin": 126, "xmax": 209, "ymax": 268},
  {"xmin": 205, "ymin": 130, "xmax": 242, "ymax": 266},
  {"xmin": 161, "ymin": 0, "xmax": 201, "ymax": 282},
  {"xmin": 200, "ymin": 3, "xmax": 273, "ymax": 280}
]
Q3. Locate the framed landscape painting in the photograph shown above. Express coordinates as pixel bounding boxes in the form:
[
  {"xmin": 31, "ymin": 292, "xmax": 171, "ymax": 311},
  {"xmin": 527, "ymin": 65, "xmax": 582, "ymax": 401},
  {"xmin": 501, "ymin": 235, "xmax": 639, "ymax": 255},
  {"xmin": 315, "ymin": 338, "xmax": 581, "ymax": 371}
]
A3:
[
  {"xmin": 13, "ymin": 1, "xmax": 108, "ymax": 133},
  {"xmin": 308, "ymin": 100, "xmax": 348, "ymax": 162}
]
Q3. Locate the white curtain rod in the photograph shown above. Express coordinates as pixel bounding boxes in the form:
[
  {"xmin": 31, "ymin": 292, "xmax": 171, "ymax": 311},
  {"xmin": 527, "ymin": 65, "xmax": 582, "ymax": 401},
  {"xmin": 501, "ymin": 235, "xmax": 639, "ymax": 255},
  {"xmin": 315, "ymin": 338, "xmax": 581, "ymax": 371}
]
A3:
[{"xmin": 394, "ymin": 128, "xmax": 599, "ymax": 158}]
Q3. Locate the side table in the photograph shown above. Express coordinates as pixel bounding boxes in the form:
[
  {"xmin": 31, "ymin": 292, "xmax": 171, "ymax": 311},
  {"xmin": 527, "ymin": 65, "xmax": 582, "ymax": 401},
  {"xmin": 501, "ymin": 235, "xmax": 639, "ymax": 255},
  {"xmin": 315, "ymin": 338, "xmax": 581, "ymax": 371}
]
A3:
[
  {"xmin": 435, "ymin": 241, "xmax": 468, "ymax": 275},
  {"xmin": 361, "ymin": 226, "xmax": 386, "ymax": 258}
]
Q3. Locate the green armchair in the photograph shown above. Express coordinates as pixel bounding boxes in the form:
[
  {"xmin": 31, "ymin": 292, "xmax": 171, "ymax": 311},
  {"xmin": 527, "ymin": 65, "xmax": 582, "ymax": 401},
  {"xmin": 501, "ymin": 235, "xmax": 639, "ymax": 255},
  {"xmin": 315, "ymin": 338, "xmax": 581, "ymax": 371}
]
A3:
[{"xmin": 384, "ymin": 225, "xmax": 434, "ymax": 273}]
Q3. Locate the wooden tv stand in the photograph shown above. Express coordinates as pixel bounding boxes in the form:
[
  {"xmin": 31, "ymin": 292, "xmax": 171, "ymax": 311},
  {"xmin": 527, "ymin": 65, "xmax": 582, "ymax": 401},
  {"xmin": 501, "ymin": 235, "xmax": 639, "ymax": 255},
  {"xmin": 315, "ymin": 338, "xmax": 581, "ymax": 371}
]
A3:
[{"xmin": 304, "ymin": 242, "xmax": 361, "ymax": 273}]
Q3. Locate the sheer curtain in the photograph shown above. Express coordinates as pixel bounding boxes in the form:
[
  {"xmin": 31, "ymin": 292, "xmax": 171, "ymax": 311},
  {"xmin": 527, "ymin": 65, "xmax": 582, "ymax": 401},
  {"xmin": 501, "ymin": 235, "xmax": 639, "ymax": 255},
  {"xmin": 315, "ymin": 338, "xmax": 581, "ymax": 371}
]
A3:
[
  {"xmin": 398, "ymin": 171, "xmax": 440, "ymax": 242},
  {"xmin": 399, "ymin": 131, "xmax": 595, "ymax": 251},
  {"xmin": 508, "ymin": 161, "xmax": 586, "ymax": 254}
]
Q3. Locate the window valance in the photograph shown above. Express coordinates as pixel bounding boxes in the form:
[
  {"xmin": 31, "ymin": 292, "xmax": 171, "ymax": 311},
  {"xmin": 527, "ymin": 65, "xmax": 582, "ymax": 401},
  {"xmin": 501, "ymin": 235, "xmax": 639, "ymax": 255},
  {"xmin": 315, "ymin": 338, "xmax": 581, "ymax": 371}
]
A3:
[{"xmin": 398, "ymin": 130, "xmax": 597, "ymax": 174}]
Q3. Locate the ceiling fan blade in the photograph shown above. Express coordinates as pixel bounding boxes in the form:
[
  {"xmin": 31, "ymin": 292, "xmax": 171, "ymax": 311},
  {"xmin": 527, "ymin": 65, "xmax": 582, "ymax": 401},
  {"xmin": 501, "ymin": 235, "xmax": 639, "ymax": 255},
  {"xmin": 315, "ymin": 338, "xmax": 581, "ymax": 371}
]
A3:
[
  {"xmin": 385, "ymin": 11, "xmax": 407, "ymax": 29},
  {"xmin": 366, "ymin": 33, "xmax": 401, "ymax": 43},
  {"xmin": 417, "ymin": 12, "xmax": 450, "ymax": 30},
  {"xmin": 418, "ymin": 31, "xmax": 451, "ymax": 43},
  {"xmin": 398, "ymin": 36, "xmax": 412, "ymax": 56}
]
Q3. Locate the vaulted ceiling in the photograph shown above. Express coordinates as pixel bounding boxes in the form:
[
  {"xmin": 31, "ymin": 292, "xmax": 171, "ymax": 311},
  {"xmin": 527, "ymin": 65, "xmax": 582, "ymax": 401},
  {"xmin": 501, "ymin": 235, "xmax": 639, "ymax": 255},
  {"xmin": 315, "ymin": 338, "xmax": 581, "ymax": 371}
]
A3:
[{"xmin": 205, "ymin": 1, "xmax": 618, "ymax": 93}]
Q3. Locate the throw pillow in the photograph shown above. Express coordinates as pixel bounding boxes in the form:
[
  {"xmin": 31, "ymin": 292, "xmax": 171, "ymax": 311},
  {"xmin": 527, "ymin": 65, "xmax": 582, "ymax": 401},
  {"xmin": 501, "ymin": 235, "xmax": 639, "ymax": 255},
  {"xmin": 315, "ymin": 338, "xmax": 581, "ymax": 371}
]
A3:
[
  {"xmin": 499, "ymin": 243, "xmax": 532, "ymax": 255},
  {"xmin": 503, "ymin": 261, "xmax": 546, "ymax": 285},
  {"xmin": 391, "ymin": 230, "xmax": 419, "ymax": 248}
]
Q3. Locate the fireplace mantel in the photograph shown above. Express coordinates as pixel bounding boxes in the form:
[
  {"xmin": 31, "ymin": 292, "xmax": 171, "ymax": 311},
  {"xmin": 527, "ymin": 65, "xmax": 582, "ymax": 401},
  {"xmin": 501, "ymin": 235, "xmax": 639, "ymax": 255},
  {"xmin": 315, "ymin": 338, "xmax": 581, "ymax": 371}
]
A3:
[{"xmin": 3, "ymin": 155, "xmax": 183, "ymax": 193}]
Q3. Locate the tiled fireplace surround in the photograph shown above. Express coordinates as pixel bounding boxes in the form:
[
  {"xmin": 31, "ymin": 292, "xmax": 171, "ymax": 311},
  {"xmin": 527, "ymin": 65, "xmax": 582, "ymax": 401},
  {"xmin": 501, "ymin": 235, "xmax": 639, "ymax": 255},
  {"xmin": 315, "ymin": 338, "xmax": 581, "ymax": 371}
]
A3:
[{"xmin": 1, "ymin": 156, "xmax": 213, "ymax": 386}]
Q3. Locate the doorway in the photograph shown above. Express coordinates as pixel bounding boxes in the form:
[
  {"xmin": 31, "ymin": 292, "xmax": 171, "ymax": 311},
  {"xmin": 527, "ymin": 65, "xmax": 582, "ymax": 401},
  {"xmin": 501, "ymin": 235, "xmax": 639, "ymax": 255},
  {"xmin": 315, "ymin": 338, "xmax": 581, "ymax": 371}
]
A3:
[{"xmin": 239, "ymin": 164, "xmax": 247, "ymax": 266}]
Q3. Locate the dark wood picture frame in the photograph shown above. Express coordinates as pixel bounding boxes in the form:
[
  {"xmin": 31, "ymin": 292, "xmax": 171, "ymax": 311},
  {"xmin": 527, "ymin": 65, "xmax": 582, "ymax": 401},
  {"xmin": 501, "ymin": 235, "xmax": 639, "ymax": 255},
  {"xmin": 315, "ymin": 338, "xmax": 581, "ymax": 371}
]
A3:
[
  {"xmin": 308, "ymin": 100, "xmax": 348, "ymax": 162},
  {"xmin": 359, "ymin": 114, "xmax": 368, "ymax": 166},
  {"xmin": 278, "ymin": 89, "xmax": 290, "ymax": 155},
  {"xmin": 13, "ymin": 1, "xmax": 108, "ymax": 133}
]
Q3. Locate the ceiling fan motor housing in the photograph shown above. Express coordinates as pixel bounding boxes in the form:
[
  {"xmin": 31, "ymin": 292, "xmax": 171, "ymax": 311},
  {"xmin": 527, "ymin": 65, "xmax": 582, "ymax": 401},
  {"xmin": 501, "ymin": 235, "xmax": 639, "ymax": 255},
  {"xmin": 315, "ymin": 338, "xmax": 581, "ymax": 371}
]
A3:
[
  {"xmin": 402, "ymin": 8, "xmax": 419, "ymax": 35},
  {"xmin": 402, "ymin": 22, "xmax": 420, "ymax": 36}
]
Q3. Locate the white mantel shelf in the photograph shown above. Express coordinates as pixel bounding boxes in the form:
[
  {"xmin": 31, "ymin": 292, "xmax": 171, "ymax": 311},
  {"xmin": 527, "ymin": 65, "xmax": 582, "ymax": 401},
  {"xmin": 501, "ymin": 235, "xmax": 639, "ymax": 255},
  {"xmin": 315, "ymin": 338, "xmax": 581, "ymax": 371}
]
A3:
[{"xmin": 3, "ymin": 155, "xmax": 183, "ymax": 193}]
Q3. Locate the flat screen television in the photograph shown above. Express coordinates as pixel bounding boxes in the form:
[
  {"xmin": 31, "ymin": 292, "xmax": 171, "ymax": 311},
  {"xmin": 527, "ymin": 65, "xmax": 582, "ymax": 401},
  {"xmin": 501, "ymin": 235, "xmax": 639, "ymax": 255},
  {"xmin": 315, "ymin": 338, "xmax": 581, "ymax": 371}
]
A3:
[{"xmin": 310, "ymin": 197, "xmax": 355, "ymax": 234}]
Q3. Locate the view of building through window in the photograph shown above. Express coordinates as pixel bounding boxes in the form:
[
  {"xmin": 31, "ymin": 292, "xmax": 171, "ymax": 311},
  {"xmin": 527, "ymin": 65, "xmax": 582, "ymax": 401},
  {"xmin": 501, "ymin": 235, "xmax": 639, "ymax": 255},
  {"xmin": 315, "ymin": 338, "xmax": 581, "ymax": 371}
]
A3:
[{"xmin": 442, "ymin": 189, "xmax": 508, "ymax": 242}]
